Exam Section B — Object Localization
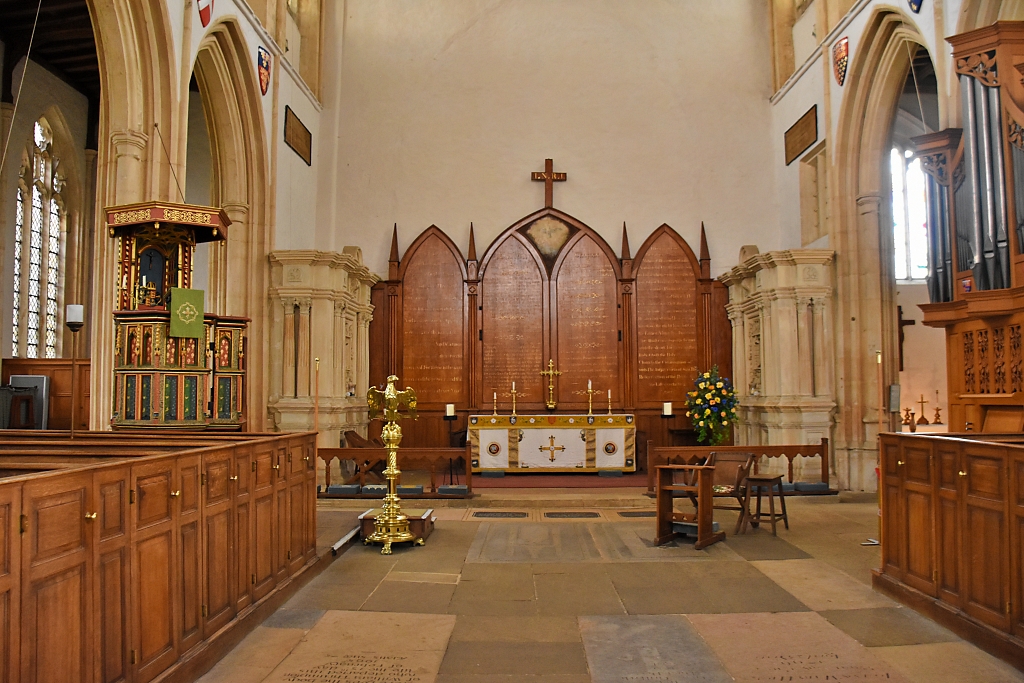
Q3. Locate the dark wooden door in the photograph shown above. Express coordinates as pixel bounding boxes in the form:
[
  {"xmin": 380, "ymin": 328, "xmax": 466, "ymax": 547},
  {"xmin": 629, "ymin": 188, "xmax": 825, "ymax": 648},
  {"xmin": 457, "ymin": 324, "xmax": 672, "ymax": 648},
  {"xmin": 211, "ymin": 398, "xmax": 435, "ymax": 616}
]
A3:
[
  {"xmin": 936, "ymin": 441, "xmax": 963, "ymax": 607},
  {"xmin": 202, "ymin": 450, "xmax": 235, "ymax": 636},
  {"xmin": 961, "ymin": 446, "xmax": 1011, "ymax": 630},
  {"xmin": 286, "ymin": 440, "xmax": 308, "ymax": 575},
  {"xmin": 131, "ymin": 460, "xmax": 177, "ymax": 683},
  {"xmin": 233, "ymin": 446, "xmax": 254, "ymax": 613},
  {"xmin": 20, "ymin": 472, "xmax": 94, "ymax": 683},
  {"xmin": 881, "ymin": 439, "xmax": 906, "ymax": 577},
  {"xmin": 176, "ymin": 455, "xmax": 203, "ymax": 654},
  {"xmin": 274, "ymin": 446, "xmax": 290, "ymax": 582},
  {"xmin": 900, "ymin": 442, "xmax": 937, "ymax": 596},
  {"xmin": 251, "ymin": 446, "xmax": 276, "ymax": 601},
  {"xmin": 0, "ymin": 485, "xmax": 19, "ymax": 683},
  {"xmin": 94, "ymin": 466, "xmax": 132, "ymax": 683}
]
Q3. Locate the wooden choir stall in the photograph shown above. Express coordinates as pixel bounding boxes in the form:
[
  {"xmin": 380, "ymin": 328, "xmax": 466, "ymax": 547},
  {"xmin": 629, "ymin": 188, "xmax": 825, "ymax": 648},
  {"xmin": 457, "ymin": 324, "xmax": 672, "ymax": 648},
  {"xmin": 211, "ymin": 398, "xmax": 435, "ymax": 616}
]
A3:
[{"xmin": 368, "ymin": 162, "xmax": 732, "ymax": 463}]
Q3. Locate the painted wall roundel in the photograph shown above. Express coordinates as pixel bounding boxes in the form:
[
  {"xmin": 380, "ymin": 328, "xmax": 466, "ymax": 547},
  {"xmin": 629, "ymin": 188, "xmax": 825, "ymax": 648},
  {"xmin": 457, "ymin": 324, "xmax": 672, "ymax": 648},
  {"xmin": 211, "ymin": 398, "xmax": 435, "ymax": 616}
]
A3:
[{"xmin": 198, "ymin": 0, "xmax": 214, "ymax": 28}]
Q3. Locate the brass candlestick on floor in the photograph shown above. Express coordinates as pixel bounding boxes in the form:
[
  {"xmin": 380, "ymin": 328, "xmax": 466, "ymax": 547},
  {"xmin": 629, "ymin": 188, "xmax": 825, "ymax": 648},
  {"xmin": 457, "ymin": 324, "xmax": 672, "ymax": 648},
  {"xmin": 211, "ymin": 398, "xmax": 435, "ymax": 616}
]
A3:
[{"xmin": 364, "ymin": 375, "xmax": 423, "ymax": 555}]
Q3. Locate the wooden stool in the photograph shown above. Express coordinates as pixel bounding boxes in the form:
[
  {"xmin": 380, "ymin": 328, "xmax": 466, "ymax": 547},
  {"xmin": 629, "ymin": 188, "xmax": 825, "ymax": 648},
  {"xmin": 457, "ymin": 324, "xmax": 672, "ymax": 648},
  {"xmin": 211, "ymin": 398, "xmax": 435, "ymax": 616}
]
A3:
[
  {"xmin": 746, "ymin": 474, "xmax": 789, "ymax": 535},
  {"xmin": 8, "ymin": 394, "xmax": 35, "ymax": 430}
]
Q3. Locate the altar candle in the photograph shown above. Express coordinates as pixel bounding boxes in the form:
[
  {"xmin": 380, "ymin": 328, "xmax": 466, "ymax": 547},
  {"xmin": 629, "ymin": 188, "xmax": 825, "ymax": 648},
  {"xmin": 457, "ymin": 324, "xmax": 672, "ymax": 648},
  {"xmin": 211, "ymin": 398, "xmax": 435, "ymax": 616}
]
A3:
[
  {"xmin": 445, "ymin": 403, "xmax": 455, "ymax": 417},
  {"xmin": 608, "ymin": 389, "xmax": 611, "ymax": 399},
  {"xmin": 588, "ymin": 379, "xmax": 592, "ymax": 390},
  {"xmin": 512, "ymin": 381, "xmax": 515, "ymax": 391},
  {"xmin": 494, "ymin": 392, "xmax": 497, "ymax": 401},
  {"xmin": 141, "ymin": 275, "xmax": 147, "ymax": 286},
  {"xmin": 662, "ymin": 402, "xmax": 672, "ymax": 416}
]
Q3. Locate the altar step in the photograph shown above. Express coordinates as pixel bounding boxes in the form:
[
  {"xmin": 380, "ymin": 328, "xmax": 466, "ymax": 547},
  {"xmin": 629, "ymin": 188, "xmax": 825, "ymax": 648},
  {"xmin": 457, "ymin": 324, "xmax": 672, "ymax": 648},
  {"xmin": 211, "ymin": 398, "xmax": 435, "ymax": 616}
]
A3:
[{"xmin": 319, "ymin": 488, "xmax": 656, "ymax": 509}]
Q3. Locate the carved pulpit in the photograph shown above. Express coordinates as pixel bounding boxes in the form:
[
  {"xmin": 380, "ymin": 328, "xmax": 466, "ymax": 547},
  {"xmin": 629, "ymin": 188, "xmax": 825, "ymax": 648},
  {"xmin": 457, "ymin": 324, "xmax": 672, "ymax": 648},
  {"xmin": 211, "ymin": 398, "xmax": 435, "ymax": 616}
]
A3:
[{"xmin": 107, "ymin": 202, "xmax": 248, "ymax": 429}]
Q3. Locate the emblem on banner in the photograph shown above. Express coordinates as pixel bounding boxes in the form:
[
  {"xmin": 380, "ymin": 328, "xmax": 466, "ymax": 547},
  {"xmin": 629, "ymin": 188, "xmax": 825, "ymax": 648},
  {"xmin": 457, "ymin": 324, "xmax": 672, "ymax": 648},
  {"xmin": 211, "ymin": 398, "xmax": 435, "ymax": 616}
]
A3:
[
  {"xmin": 257, "ymin": 47, "xmax": 271, "ymax": 96},
  {"xmin": 833, "ymin": 37, "xmax": 849, "ymax": 86},
  {"xmin": 198, "ymin": 0, "xmax": 213, "ymax": 27},
  {"xmin": 908, "ymin": 0, "xmax": 923, "ymax": 12}
]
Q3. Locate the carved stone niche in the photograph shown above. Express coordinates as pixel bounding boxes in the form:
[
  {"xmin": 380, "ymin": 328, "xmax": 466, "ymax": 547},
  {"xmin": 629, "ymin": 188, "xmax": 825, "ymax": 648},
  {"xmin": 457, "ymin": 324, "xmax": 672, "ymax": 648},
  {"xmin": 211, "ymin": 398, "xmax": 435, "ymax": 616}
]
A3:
[
  {"xmin": 721, "ymin": 249, "xmax": 838, "ymax": 484},
  {"xmin": 267, "ymin": 249, "xmax": 379, "ymax": 451}
]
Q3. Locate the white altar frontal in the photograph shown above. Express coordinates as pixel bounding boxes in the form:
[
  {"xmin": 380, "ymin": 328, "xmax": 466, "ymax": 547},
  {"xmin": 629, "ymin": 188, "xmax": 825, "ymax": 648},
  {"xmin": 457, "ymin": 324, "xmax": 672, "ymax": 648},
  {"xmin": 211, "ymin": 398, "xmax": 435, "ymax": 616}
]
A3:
[{"xmin": 468, "ymin": 414, "xmax": 636, "ymax": 473}]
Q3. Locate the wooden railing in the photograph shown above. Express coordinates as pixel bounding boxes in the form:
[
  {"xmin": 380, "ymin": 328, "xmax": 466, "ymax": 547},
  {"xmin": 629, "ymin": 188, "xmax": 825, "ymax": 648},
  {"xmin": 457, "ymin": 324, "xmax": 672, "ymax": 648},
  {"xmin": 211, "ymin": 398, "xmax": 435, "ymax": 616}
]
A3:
[
  {"xmin": 646, "ymin": 438, "xmax": 829, "ymax": 495},
  {"xmin": 318, "ymin": 446, "xmax": 472, "ymax": 496},
  {"xmin": 0, "ymin": 431, "xmax": 317, "ymax": 683}
]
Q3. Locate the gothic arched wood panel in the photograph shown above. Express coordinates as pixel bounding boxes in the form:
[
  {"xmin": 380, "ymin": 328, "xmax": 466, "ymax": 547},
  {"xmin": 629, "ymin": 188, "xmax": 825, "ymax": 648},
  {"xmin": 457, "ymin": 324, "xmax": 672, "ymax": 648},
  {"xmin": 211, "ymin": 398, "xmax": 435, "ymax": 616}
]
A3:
[
  {"xmin": 398, "ymin": 227, "xmax": 467, "ymax": 405},
  {"xmin": 634, "ymin": 226, "xmax": 700, "ymax": 405},
  {"xmin": 480, "ymin": 235, "xmax": 547, "ymax": 407},
  {"xmin": 552, "ymin": 232, "xmax": 621, "ymax": 406}
]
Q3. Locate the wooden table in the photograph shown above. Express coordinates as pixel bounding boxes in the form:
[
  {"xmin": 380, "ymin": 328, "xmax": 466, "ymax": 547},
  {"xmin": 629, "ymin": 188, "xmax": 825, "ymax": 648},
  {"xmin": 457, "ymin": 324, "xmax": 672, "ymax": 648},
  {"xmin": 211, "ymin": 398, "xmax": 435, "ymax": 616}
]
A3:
[{"xmin": 746, "ymin": 474, "xmax": 789, "ymax": 535}]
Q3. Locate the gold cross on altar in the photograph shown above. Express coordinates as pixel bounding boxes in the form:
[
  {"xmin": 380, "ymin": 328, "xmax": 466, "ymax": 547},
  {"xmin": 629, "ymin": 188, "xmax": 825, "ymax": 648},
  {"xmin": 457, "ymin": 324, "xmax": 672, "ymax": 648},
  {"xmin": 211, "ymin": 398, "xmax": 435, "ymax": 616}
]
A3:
[
  {"xmin": 540, "ymin": 359, "xmax": 561, "ymax": 409},
  {"xmin": 539, "ymin": 435, "xmax": 565, "ymax": 462},
  {"xmin": 531, "ymin": 158, "xmax": 566, "ymax": 208}
]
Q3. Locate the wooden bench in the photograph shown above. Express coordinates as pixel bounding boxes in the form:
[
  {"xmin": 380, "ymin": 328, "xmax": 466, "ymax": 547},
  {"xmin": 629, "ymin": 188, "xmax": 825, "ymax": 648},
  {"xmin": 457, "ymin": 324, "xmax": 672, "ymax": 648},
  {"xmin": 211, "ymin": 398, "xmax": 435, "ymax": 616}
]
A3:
[
  {"xmin": 318, "ymin": 446, "xmax": 473, "ymax": 497},
  {"xmin": 647, "ymin": 438, "xmax": 830, "ymax": 496}
]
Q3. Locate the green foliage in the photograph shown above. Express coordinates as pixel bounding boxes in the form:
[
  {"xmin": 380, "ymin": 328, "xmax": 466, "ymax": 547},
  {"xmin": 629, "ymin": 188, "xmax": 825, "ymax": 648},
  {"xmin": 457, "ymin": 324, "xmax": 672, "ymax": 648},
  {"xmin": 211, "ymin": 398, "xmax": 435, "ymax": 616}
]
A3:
[{"xmin": 684, "ymin": 366, "xmax": 738, "ymax": 445}]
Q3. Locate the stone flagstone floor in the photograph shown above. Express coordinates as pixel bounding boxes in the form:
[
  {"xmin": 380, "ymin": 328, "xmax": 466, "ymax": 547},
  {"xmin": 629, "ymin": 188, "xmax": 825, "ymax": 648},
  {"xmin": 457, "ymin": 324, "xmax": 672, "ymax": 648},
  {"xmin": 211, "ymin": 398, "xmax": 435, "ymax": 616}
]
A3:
[{"xmin": 198, "ymin": 498, "xmax": 1024, "ymax": 683}]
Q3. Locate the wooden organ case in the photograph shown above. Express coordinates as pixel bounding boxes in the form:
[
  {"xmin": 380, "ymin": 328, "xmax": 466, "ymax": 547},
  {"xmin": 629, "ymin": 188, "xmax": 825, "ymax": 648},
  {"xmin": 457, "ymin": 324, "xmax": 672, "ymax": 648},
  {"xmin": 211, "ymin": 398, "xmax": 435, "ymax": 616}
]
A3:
[
  {"xmin": 369, "ymin": 207, "xmax": 732, "ymax": 450},
  {"xmin": 917, "ymin": 23, "xmax": 1024, "ymax": 432},
  {"xmin": 107, "ymin": 202, "xmax": 248, "ymax": 429}
]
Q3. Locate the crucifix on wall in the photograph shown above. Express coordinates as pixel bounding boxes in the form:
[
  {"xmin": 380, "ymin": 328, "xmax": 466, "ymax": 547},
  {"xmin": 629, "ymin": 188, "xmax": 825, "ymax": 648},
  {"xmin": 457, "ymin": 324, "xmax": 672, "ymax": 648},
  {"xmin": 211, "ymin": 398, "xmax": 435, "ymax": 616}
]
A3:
[
  {"xmin": 898, "ymin": 305, "xmax": 915, "ymax": 372},
  {"xmin": 531, "ymin": 158, "xmax": 567, "ymax": 208}
]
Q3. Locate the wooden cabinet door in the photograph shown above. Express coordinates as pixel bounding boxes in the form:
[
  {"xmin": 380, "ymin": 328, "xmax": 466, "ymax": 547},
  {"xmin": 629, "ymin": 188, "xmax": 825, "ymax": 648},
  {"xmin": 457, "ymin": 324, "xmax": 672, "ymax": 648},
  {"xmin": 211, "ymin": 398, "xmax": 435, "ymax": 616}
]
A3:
[
  {"xmin": 202, "ymin": 450, "xmax": 235, "ymax": 636},
  {"xmin": 286, "ymin": 440, "xmax": 307, "ymax": 575},
  {"xmin": 232, "ymin": 446, "xmax": 253, "ymax": 613},
  {"xmin": 94, "ymin": 467, "xmax": 132, "ymax": 683},
  {"xmin": 901, "ymin": 443, "xmax": 938, "ymax": 597},
  {"xmin": 131, "ymin": 460, "xmax": 178, "ymax": 683},
  {"xmin": 961, "ymin": 446, "xmax": 1011, "ymax": 630},
  {"xmin": 1011, "ymin": 453, "xmax": 1024, "ymax": 637},
  {"xmin": 881, "ymin": 438, "xmax": 906, "ymax": 577},
  {"xmin": 252, "ymin": 447, "xmax": 276, "ymax": 601},
  {"xmin": 936, "ymin": 443, "xmax": 963, "ymax": 607},
  {"xmin": 20, "ymin": 473, "xmax": 94, "ymax": 683},
  {"xmin": 303, "ymin": 441, "xmax": 317, "ymax": 561},
  {"xmin": 274, "ymin": 446, "xmax": 290, "ymax": 582},
  {"xmin": 0, "ymin": 485, "xmax": 20, "ymax": 683},
  {"xmin": 176, "ymin": 456, "xmax": 203, "ymax": 654}
]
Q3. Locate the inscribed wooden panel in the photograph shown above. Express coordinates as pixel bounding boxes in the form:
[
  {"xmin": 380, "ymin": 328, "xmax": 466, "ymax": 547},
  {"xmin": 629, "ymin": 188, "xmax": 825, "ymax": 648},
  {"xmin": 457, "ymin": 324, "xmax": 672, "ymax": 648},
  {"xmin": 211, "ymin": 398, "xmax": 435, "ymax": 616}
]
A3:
[
  {"xmin": 555, "ymin": 235, "xmax": 619, "ymax": 404},
  {"xmin": 401, "ymin": 235, "xmax": 465, "ymax": 403},
  {"xmin": 482, "ymin": 238, "xmax": 545, "ymax": 404},
  {"xmin": 636, "ymin": 234, "xmax": 698, "ymax": 402}
]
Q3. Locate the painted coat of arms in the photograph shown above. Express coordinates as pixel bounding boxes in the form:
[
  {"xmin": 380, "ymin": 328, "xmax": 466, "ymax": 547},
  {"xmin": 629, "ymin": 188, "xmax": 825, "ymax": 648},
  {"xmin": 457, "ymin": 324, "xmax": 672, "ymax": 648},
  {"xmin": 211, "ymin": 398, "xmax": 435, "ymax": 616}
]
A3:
[
  {"xmin": 198, "ymin": 0, "xmax": 214, "ymax": 28},
  {"xmin": 908, "ymin": 0, "xmax": 923, "ymax": 12},
  {"xmin": 833, "ymin": 37, "xmax": 849, "ymax": 86},
  {"xmin": 257, "ymin": 47, "xmax": 271, "ymax": 96}
]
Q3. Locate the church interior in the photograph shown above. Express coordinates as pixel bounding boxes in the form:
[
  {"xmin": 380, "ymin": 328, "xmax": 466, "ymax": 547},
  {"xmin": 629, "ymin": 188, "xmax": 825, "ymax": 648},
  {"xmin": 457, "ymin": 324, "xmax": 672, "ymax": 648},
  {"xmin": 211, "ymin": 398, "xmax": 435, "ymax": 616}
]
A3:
[{"xmin": 5, "ymin": 0, "xmax": 1024, "ymax": 681}]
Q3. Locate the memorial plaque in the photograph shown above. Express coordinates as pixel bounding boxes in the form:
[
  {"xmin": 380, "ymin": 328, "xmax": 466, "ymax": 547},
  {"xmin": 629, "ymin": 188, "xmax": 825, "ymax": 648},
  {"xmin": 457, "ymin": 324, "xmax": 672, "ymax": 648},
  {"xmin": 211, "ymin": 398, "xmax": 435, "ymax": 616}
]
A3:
[
  {"xmin": 283, "ymin": 106, "xmax": 312, "ymax": 166},
  {"xmin": 635, "ymin": 232, "xmax": 698, "ymax": 402},
  {"xmin": 401, "ymin": 234, "xmax": 465, "ymax": 403},
  {"xmin": 280, "ymin": 655, "xmax": 423, "ymax": 682},
  {"xmin": 482, "ymin": 238, "xmax": 545, "ymax": 404},
  {"xmin": 785, "ymin": 105, "xmax": 818, "ymax": 166},
  {"xmin": 555, "ymin": 235, "xmax": 619, "ymax": 403}
]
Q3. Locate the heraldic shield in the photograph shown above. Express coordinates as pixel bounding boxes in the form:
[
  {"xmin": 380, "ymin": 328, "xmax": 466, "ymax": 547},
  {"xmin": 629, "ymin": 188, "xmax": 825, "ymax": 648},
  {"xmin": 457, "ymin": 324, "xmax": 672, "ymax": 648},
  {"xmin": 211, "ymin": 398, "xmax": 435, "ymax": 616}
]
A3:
[
  {"xmin": 257, "ymin": 47, "xmax": 271, "ymax": 96},
  {"xmin": 833, "ymin": 37, "xmax": 849, "ymax": 86}
]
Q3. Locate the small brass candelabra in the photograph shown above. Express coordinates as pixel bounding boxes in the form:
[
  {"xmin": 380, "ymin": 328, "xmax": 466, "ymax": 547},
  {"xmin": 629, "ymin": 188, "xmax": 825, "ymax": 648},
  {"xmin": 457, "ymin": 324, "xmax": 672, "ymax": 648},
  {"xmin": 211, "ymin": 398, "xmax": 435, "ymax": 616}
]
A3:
[
  {"xmin": 586, "ymin": 382, "xmax": 597, "ymax": 416},
  {"xmin": 364, "ymin": 375, "xmax": 423, "ymax": 555},
  {"xmin": 510, "ymin": 386, "xmax": 517, "ymax": 417},
  {"xmin": 607, "ymin": 391, "xmax": 613, "ymax": 415}
]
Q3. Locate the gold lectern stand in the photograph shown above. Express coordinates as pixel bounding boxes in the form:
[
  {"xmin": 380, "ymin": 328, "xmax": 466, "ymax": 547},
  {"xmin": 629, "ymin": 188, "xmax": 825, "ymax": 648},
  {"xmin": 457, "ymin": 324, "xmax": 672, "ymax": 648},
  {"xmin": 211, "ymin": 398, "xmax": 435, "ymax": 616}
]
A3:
[{"xmin": 364, "ymin": 375, "xmax": 425, "ymax": 554}]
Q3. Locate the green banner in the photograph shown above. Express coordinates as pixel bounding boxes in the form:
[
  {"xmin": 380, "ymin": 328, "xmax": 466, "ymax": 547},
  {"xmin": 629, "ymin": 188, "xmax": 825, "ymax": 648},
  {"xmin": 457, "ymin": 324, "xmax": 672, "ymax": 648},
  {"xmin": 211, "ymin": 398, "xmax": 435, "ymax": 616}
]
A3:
[{"xmin": 168, "ymin": 288, "xmax": 205, "ymax": 339}]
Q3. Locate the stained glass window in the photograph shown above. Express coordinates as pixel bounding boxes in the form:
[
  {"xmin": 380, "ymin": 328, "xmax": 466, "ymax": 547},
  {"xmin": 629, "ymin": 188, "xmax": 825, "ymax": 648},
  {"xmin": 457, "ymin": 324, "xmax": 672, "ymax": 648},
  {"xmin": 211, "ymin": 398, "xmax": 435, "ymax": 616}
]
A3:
[{"xmin": 11, "ymin": 119, "xmax": 64, "ymax": 358}]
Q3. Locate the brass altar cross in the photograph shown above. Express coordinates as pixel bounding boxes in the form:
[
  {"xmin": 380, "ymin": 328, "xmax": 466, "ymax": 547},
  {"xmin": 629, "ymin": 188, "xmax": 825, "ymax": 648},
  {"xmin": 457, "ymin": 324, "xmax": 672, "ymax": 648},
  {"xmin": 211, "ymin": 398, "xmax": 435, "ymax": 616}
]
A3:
[
  {"xmin": 916, "ymin": 394, "xmax": 930, "ymax": 425},
  {"xmin": 531, "ymin": 158, "xmax": 566, "ymax": 208},
  {"xmin": 540, "ymin": 359, "xmax": 561, "ymax": 409},
  {"xmin": 539, "ymin": 435, "xmax": 565, "ymax": 462}
]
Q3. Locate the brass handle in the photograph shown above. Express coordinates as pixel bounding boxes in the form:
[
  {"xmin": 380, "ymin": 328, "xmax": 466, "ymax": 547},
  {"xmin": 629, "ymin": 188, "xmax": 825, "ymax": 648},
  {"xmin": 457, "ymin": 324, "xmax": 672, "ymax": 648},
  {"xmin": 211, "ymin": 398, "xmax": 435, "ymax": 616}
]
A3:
[
  {"xmin": 272, "ymin": 465, "xmax": 280, "ymax": 471},
  {"xmin": 229, "ymin": 476, "xmax": 238, "ymax": 481},
  {"xmin": 897, "ymin": 460, "xmax": 904, "ymax": 466},
  {"xmin": 959, "ymin": 470, "xmax": 967, "ymax": 477},
  {"xmin": 85, "ymin": 512, "xmax": 97, "ymax": 520},
  {"xmin": 303, "ymin": 456, "xmax": 309, "ymax": 462},
  {"xmin": 170, "ymin": 490, "xmax": 181, "ymax": 497}
]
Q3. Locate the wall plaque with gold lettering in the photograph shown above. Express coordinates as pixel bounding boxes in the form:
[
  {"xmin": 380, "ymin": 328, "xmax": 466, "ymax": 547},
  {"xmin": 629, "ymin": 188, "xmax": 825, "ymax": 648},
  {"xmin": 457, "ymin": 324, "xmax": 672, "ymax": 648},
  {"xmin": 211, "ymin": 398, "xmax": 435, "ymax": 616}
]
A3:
[
  {"xmin": 784, "ymin": 105, "xmax": 818, "ymax": 166},
  {"xmin": 284, "ymin": 105, "xmax": 312, "ymax": 166}
]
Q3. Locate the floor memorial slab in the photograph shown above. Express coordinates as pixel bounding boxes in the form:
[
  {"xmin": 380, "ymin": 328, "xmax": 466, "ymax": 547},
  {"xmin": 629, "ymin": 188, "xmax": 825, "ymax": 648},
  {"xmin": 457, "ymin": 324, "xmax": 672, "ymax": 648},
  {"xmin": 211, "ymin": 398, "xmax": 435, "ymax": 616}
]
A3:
[
  {"xmin": 688, "ymin": 611, "xmax": 912, "ymax": 682},
  {"xmin": 580, "ymin": 615, "xmax": 734, "ymax": 683},
  {"xmin": 750, "ymin": 558, "xmax": 893, "ymax": 611},
  {"xmin": 259, "ymin": 610, "xmax": 456, "ymax": 683}
]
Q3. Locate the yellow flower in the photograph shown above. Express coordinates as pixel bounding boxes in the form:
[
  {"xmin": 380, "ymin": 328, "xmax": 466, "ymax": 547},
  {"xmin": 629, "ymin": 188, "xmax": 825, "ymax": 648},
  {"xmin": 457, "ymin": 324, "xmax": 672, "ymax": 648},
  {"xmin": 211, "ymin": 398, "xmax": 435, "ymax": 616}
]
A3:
[
  {"xmin": 722, "ymin": 420, "xmax": 729, "ymax": 426},
  {"xmin": 716, "ymin": 382, "xmax": 723, "ymax": 388},
  {"xmin": 698, "ymin": 421, "xmax": 704, "ymax": 426},
  {"xmin": 685, "ymin": 411, "xmax": 690, "ymax": 417},
  {"xmin": 705, "ymin": 393, "xmax": 712, "ymax": 400},
  {"xmin": 704, "ymin": 409, "xmax": 711, "ymax": 416}
]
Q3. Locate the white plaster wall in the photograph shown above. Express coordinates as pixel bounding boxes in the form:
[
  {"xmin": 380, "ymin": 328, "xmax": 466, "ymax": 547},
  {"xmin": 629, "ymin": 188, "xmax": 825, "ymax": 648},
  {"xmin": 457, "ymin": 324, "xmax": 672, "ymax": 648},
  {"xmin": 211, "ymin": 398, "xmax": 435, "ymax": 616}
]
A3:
[
  {"xmin": 317, "ymin": 0, "xmax": 779, "ymax": 277},
  {"xmin": 896, "ymin": 283, "xmax": 947, "ymax": 423}
]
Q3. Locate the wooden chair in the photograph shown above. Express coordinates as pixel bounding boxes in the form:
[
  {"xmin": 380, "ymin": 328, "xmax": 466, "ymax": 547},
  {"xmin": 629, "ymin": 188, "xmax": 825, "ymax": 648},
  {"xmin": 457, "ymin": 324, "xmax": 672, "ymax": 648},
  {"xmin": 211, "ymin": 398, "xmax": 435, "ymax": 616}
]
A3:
[{"xmin": 708, "ymin": 451, "xmax": 755, "ymax": 534}]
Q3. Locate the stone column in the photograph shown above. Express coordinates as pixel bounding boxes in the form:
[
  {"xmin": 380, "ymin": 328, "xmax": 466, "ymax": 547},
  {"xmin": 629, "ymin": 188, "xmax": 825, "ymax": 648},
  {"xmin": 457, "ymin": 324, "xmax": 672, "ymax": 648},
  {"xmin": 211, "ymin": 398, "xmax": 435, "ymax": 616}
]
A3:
[
  {"xmin": 283, "ymin": 300, "xmax": 297, "ymax": 398},
  {"xmin": 297, "ymin": 298, "xmax": 312, "ymax": 397}
]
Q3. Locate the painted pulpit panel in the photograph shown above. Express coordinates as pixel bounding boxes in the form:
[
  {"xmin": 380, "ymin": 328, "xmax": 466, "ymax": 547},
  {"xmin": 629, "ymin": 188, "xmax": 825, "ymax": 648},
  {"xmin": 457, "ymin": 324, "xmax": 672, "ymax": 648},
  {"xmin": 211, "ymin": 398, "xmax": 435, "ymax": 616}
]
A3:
[
  {"xmin": 635, "ymin": 228, "xmax": 699, "ymax": 404},
  {"xmin": 481, "ymin": 237, "xmax": 546, "ymax": 406},
  {"xmin": 400, "ymin": 231, "xmax": 466, "ymax": 404},
  {"xmin": 553, "ymin": 233, "xmax": 620, "ymax": 406}
]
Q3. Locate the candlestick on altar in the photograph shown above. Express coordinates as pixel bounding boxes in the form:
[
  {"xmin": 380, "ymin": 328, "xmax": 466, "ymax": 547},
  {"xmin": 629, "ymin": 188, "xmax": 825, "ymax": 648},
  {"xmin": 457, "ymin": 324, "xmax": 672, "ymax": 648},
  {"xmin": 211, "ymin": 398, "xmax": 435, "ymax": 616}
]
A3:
[
  {"xmin": 586, "ymin": 380, "xmax": 597, "ymax": 416},
  {"xmin": 510, "ymin": 383, "xmax": 518, "ymax": 417},
  {"xmin": 493, "ymin": 391, "xmax": 498, "ymax": 416},
  {"xmin": 607, "ymin": 389, "xmax": 612, "ymax": 415}
]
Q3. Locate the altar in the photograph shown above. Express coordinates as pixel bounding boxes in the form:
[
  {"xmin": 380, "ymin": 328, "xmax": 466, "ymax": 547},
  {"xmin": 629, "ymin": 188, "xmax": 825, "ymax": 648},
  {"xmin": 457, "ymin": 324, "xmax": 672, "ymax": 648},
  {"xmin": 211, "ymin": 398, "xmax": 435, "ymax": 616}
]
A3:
[{"xmin": 468, "ymin": 414, "xmax": 636, "ymax": 473}]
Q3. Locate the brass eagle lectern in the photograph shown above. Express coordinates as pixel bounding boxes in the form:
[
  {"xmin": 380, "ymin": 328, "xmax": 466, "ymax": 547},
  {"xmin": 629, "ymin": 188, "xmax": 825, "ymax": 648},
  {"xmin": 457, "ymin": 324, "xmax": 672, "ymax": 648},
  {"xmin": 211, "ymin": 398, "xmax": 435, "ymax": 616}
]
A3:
[{"xmin": 364, "ymin": 375, "xmax": 423, "ymax": 554}]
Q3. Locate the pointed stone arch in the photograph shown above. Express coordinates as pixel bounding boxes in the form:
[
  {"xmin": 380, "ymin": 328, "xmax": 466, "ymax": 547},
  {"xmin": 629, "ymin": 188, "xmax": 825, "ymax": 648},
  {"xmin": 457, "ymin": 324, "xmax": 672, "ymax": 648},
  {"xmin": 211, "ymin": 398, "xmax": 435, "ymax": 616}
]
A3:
[
  {"xmin": 190, "ymin": 18, "xmax": 272, "ymax": 429},
  {"xmin": 832, "ymin": 8, "xmax": 934, "ymax": 489}
]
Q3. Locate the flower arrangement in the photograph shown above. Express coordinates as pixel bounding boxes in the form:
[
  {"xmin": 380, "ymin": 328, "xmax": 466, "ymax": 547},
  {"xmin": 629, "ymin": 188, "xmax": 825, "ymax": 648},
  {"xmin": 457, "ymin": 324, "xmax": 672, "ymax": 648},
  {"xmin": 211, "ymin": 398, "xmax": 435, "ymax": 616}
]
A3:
[{"xmin": 684, "ymin": 366, "xmax": 738, "ymax": 445}]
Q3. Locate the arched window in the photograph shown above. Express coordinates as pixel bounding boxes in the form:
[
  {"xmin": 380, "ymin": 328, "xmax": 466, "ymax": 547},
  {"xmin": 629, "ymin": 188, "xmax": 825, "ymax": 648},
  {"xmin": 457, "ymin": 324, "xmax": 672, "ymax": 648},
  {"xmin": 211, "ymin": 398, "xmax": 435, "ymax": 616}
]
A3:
[
  {"xmin": 11, "ymin": 119, "xmax": 65, "ymax": 358},
  {"xmin": 892, "ymin": 145, "xmax": 929, "ymax": 282}
]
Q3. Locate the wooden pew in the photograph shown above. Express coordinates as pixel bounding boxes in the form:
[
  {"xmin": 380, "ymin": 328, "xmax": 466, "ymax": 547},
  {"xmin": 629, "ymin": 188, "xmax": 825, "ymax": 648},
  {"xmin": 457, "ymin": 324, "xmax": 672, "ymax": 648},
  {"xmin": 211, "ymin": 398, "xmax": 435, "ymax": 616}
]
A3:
[
  {"xmin": 318, "ymin": 446, "xmax": 472, "ymax": 497},
  {"xmin": 647, "ymin": 438, "xmax": 830, "ymax": 495},
  {"xmin": 654, "ymin": 464, "xmax": 725, "ymax": 549}
]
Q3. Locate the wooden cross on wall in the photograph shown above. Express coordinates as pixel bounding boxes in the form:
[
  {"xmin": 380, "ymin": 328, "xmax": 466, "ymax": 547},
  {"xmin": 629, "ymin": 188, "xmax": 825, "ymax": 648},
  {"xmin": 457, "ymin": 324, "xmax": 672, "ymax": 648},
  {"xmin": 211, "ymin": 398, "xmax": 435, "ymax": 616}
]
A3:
[
  {"xmin": 898, "ymin": 305, "xmax": 916, "ymax": 372},
  {"xmin": 531, "ymin": 158, "xmax": 566, "ymax": 208}
]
